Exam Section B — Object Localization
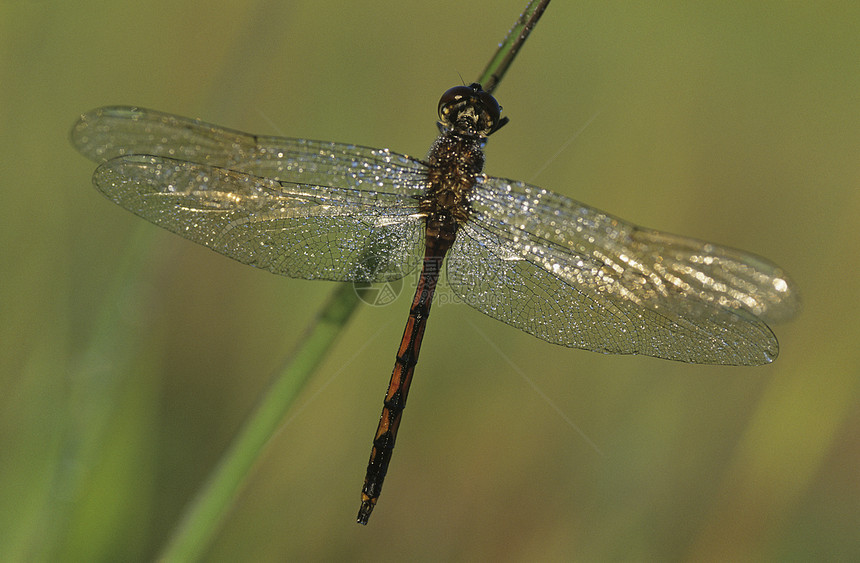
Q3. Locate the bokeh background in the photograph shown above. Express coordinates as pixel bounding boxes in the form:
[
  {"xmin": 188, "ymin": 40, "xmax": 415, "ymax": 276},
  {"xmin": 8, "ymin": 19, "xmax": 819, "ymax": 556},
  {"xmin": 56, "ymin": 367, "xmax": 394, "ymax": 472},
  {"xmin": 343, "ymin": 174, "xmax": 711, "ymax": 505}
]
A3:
[{"xmin": 2, "ymin": 1, "xmax": 858, "ymax": 560}]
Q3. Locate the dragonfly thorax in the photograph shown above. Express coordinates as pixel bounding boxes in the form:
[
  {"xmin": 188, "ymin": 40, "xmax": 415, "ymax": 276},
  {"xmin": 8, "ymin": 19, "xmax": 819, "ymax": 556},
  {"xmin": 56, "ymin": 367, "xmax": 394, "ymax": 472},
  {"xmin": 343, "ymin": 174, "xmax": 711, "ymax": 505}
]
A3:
[{"xmin": 423, "ymin": 124, "xmax": 486, "ymax": 232}]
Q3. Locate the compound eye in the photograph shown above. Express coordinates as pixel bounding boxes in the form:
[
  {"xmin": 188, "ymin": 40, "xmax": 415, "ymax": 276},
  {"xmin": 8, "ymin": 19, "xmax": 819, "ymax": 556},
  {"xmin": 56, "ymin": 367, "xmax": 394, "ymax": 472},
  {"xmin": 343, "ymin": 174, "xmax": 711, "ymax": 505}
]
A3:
[
  {"xmin": 437, "ymin": 85, "xmax": 476, "ymax": 120},
  {"xmin": 475, "ymin": 90, "xmax": 502, "ymax": 131}
]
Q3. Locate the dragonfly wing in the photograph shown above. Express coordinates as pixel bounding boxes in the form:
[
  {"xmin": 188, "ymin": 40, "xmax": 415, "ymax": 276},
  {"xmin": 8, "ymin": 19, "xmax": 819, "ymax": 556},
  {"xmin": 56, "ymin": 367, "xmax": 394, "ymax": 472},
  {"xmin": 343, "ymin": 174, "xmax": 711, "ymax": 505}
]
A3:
[
  {"xmin": 71, "ymin": 106, "xmax": 429, "ymax": 190},
  {"xmin": 446, "ymin": 177, "xmax": 798, "ymax": 365},
  {"xmin": 92, "ymin": 155, "xmax": 424, "ymax": 282}
]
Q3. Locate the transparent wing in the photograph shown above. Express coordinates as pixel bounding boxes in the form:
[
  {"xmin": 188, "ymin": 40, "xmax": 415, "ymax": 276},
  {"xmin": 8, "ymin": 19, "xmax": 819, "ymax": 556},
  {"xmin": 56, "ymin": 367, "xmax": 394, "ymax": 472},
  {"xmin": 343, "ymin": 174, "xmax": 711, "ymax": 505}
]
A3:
[
  {"xmin": 72, "ymin": 106, "xmax": 432, "ymax": 281},
  {"xmin": 91, "ymin": 156, "xmax": 424, "ymax": 281},
  {"xmin": 71, "ymin": 106, "xmax": 428, "ymax": 187},
  {"xmin": 447, "ymin": 177, "xmax": 799, "ymax": 365}
]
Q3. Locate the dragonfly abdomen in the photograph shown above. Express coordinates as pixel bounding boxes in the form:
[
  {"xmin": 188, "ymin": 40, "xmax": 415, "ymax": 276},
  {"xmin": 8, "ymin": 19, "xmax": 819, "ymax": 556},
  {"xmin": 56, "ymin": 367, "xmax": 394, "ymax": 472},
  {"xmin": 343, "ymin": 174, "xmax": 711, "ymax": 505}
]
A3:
[{"xmin": 357, "ymin": 247, "xmax": 446, "ymax": 525}]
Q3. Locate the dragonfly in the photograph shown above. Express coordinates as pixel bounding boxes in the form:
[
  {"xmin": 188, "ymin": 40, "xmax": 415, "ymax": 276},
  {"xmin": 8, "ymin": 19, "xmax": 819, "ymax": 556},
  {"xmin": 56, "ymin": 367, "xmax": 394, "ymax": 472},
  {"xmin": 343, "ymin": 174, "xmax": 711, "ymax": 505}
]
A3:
[{"xmin": 70, "ymin": 87, "xmax": 797, "ymax": 523}]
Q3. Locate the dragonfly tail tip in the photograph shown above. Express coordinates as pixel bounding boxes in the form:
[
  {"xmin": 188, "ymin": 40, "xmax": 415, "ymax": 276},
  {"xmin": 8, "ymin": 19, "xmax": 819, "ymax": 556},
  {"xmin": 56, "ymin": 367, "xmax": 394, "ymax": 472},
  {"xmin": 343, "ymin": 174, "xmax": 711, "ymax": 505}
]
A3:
[{"xmin": 356, "ymin": 499, "xmax": 375, "ymax": 525}]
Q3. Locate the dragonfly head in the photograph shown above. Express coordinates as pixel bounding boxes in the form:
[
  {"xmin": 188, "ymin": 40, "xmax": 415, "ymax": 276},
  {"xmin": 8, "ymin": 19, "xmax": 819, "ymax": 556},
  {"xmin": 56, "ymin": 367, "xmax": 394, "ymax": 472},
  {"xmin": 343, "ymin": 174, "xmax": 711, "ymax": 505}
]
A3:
[{"xmin": 437, "ymin": 83, "xmax": 509, "ymax": 138}]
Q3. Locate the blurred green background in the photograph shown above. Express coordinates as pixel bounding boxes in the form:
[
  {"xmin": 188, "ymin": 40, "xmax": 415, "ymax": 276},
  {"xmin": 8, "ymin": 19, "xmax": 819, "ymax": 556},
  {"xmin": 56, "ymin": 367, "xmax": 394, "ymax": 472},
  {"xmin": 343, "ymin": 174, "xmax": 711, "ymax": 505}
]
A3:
[{"xmin": 2, "ymin": 0, "xmax": 858, "ymax": 560}]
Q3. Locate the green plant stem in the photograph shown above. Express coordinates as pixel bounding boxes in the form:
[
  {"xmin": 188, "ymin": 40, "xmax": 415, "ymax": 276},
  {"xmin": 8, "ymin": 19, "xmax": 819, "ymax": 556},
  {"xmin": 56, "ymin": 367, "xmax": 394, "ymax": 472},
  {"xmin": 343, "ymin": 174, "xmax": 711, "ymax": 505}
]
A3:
[
  {"xmin": 477, "ymin": 0, "xmax": 550, "ymax": 93},
  {"xmin": 158, "ymin": 283, "xmax": 360, "ymax": 562}
]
